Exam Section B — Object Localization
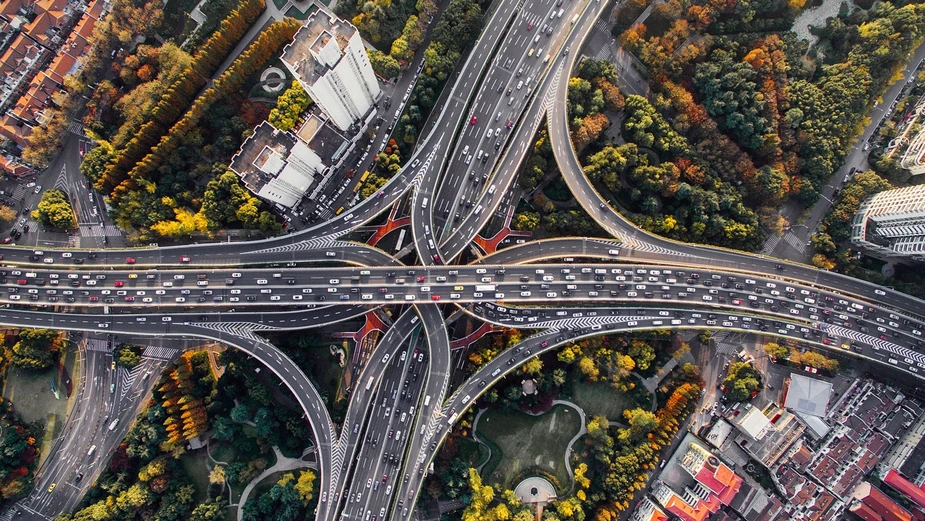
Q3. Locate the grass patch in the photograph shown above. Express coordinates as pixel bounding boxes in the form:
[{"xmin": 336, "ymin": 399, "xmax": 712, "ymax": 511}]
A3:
[
  {"xmin": 569, "ymin": 373, "xmax": 636, "ymax": 421},
  {"xmin": 180, "ymin": 451, "xmax": 212, "ymax": 502},
  {"xmin": 284, "ymin": 3, "xmax": 318, "ymax": 20},
  {"xmin": 476, "ymin": 404, "xmax": 581, "ymax": 490}
]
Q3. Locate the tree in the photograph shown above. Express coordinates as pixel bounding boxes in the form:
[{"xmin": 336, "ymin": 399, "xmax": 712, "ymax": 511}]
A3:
[
  {"xmin": 722, "ymin": 362, "xmax": 762, "ymax": 401},
  {"xmin": 209, "ymin": 465, "xmax": 226, "ymax": 485},
  {"xmin": 191, "ymin": 498, "xmax": 227, "ymax": 521},
  {"xmin": 115, "ymin": 345, "xmax": 141, "ymax": 368},
  {"xmin": 368, "ymin": 49, "xmax": 401, "ymax": 79},
  {"xmin": 0, "ymin": 206, "xmax": 16, "ymax": 223},
  {"xmin": 268, "ymin": 81, "xmax": 312, "ymax": 131},
  {"xmin": 11, "ymin": 329, "xmax": 62, "ymax": 370},
  {"xmin": 294, "ymin": 470, "xmax": 315, "ymax": 504},
  {"xmin": 32, "ymin": 189, "xmax": 76, "ymax": 229},
  {"xmin": 763, "ymin": 342, "xmax": 788, "ymax": 360},
  {"xmin": 513, "ymin": 212, "xmax": 539, "ymax": 231}
]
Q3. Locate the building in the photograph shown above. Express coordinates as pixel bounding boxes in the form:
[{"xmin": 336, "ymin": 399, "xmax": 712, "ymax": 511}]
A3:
[
  {"xmin": 229, "ymin": 121, "xmax": 328, "ymax": 209},
  {"xmin": 850, "ymin": 185, "xmax": 925, "ymax": 261},
  {"xmin": 652, "ymin": 441, "xmax": 743, "ymax": 521},
  {"xmin": 630, "ymin": 497, "xmax": 668, "ymax": 521},
  {"xmin": 849, "ymin": 481, "xmax": 913, "ymax": 521},
  {"xmin": 785, "ymin": 374, "xmax": 834, "ymax": 417},
  {"xmin": 899, "ymin": 96, "xmax": 925, "ymax": 175},
  {"xmin": 281, "ymin": 13, "xmax": 380, "ymax": 132},
  {"xmin": 731, "ymin": 403, "xmax": 806, "ymax": 468}
]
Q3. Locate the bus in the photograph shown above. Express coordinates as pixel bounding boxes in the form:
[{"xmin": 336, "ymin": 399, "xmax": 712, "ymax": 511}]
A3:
[
  {"xmin": 475, "ymin": 284, "xmax": 496, "ymax": 292},
  {"xmin": 423, "ymin": 395, "xmax": 431, "ymax": 407},
  {"xmin": 447, "ymin": 413, "xmax": 459, "ymax": 426},
  {"xmin": 365, "ymin": 376, "xmax": 374, "ymax": 391},
  {"xmin": 335, "ymin": 207, "xmax": 345, "ymax": 215},
  {"xmin": 359, "ymin": 170, "xmax": 371, "ymax": 183}
]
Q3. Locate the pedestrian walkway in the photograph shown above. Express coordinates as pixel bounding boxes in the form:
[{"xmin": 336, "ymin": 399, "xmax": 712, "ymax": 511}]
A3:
[
  {"xmin": 782, "ymin": 230, "xmax": 807, "ymax": 254},
  {"xmin": 760, "ymin": 234, "xmax": 781, "ymax": 254},
  {"xmin": 142, "ymin": 345, "xmax": 179, "ymax": 360},
  {"xmin": 79, "ymin": 224, "xmax": 123, "ymax": 237},
  {"xmin": 67, "ymin": 120, "xmax": 87, "ymax": 138},
  {"xmin": 85, "ymin": 339, "xmax": 111, "ymax": 352},
  {"xmin": 235, "ymin": 446, "xmax": 317, "ymax": 520}
]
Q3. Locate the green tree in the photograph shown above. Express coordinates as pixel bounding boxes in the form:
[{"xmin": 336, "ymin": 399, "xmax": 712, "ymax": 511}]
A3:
[
  {"xmin": 32, "ymin": 189, "xmax": 76, "ymax": 229},
  {"xmin": 268, "ymin": 81, "xmax": 312, "ymax": 131},
  {"xmin": 11, "ymin": 329, "xmax": 62, "ymax": 370},
  {"xmin": 115, "ymin": 345, "xmax": 142, "ymax": 368},
  {"xmin": 723, "ymin": 362, "xmax": 762, "ymax": 402}
]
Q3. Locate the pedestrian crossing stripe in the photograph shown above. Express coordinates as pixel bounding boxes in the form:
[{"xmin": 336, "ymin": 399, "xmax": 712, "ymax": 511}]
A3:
[
  {"xmin": 79, "ymin": 225, "xmax": 123, "ymax": 237},
  {"xmin": 142, "ymin": 346, "xmax": 178, "ymax": 360}
]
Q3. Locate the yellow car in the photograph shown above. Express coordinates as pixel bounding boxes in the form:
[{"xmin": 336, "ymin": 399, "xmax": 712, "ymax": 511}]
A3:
[
  {"xmin": 128, "ymin": 273, "xmax": 138, "ymax": 279},
  {"xmin": 454, "ymin": 286, "xmax": 465, "ymax": 291},
  {"xmin": 47, "ymin": 483, "xmax": 56, "ymax": 493}
]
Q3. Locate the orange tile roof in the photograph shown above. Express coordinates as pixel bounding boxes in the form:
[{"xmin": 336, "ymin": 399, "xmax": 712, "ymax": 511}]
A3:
[
  {"xmin": 0, "ymin": 155, "xmax": 30, "ymax": 176},
  {"xmin": 85, "ymin": 0, "xmax": 103, "ymax": 19},
  {"xmin": 0, "ymin": 114, "xmax": 32, "ymax": 147},
  {"xmin": 885, "ymin": 469, "xmax": 925, "ymax": 510},
  {"xmin": 46, "ymin": 52, "xmax": 75, "ymax": 83},
  {"xmin": 0, "ymin": 0, "xmax": 28, "ymax": 17}
]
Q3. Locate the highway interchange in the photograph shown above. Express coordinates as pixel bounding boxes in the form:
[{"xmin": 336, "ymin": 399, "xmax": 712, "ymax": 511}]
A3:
[{"xmin": 2, "ymin": 0, "xmax": 925, "ymax": 519}]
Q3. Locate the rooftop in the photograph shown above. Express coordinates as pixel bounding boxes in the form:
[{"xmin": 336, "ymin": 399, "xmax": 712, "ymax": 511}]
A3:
[
  {"xmin": 785, "ymin": 374, "xmax": 834, "ymax": 417},
  {"xmin": 281, "ymin": 13, "xmax": 357, "ymax": 89}
]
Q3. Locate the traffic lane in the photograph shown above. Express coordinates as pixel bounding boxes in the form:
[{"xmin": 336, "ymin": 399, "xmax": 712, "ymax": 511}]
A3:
[{"xmin": 10, "ymin": 266, "xmax": 923, "ymax": 343}]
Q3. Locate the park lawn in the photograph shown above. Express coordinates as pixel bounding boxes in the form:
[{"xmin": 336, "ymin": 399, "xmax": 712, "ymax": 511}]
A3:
[
  {"xmin": 476, "ymin": 404, "xmax": 581, "ymax": 491},
  {"xmin": 569, "ymin": 373, "xmax": 636, "ymax": 421},
  {"xmin": 3, "ymin": 352, "xmax": 76, "ymax": 467},
  {"xmin": 180, "ymin": 451, "xmax": 212, "ymax": 502}
]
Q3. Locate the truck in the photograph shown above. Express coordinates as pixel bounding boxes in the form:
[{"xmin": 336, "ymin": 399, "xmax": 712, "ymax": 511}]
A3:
[
  {"xmin": 475, "ymin": 284, "xmax": 496, "ymax": 292},
  {"xmin": 365, "ymin": 376, "xmax": 374, "ymax": 391}
]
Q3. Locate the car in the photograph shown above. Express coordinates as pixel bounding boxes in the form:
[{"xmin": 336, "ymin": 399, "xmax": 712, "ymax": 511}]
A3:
[
  {"xmin": 114, "ymin": 281, "xmax": 124, "ymax": 287},
  {"xmin": 527, "ymin": 20, "xmax": 535, "ymax": 30},
  {"xmin": 377, "ymin": 191, "xmax": 385, "ymax": 198},
  {"xmin": 47, "ymin": 483, "xmax": 56, "ymax": 493},
  {"xmin": 61, "ymin": 252, "xmax": 72, "ymax": 258},
  {"xmin": 179, "ymin": 256, "xmax": 191, "ymax": 263},
  {"xmin": 470, "ymin": 116, "xmax": 477, "ymax": 125},
  {"xmin": 875, "ymin": 289, "xmax": 886, "ymax": 296},
  {"xmin": 431, "ymin": 295, "xmax": 441, "ymax": 301},
  {"xmin": 34, "ymin": 185, "xmax": 41, "ymax": 194},
  {"xmin": 125, "ymin": 258, "xmax": 136, "ymax": 264},
  {"xmin": 43, "ymin": 258, "xmax": 53, "ymax": 264}
]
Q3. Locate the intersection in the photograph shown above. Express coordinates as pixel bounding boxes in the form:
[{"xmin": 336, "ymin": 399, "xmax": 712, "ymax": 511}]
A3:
[{"xmin": 0, "ymin": 0, "xmax": 924, "ymax": 519}]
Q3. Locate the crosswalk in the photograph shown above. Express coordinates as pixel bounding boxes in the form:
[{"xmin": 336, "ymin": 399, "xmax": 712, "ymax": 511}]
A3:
[
  {"xmin": 782, "ymin": 231, "xmax": 807, "ymax": 253},
  {"xmin": 142, "ymin": 346, "xmax": 178, "ymax": 360},
  {"xmin": 760, "ymin": 234, "xmax": 782, "ymax": 254},
  {"xmin": 85, "ymin": 339, "xmax": 111, "ymax": 352},
  {"xmin": 79, "ymin": 224, "xmax": 123, "ymax": 237},
  {"xmin": 10, "ymin": 184, "xmax": 26, "ymax": 201},
  {"xmin": 594, "ymin": 19, "xmax": 611, "ymax": 34},
  {"xmin": 526, "ymin": 314, "xmax": 657, "ymax": 331},
  {"xmin": 68, "ymin": 120, "xmax": 87, "ymax": 137}
]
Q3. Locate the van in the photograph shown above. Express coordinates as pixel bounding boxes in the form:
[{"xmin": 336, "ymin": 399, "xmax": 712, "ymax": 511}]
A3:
[
  {"xmin": 517, "ymin": 81, "xmax": 524, "ymax": 90},
  {"xmin": 570, "ymin": 13, "xmax": 578, "ymax": 24},
  {"xmin": 87, "ymin": 445, "xmax": 97, "ymax": 457},
  {"xmin": 422, "ymin": 198, "xmax": 428, "ymax": 209},
  {"xmin": 557, "ymin": 8, "xmax": 563, "ymax": 17},
  {"xmin": 108, "ymin": 419, "xmax": 119, "ymax": 431}
]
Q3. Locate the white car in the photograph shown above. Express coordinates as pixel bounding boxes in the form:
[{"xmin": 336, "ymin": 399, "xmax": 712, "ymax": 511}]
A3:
[
  {"xmin": 43, "ymin": 258, "xmax": 53, "ymax": 264},
  {"xmin": 175, "ymin": 297, "xmax": 186, "ymax": 303},
  {"xmin": 292, "ymin": 295, "xmax": 303, "ymax": 300},
  {"xmin": 142, "ymin": 297, "xmax": 153, "ymax": 303},
  {"xmin": 874, "ymin": 289, "xmax": 886, "ymax": 296},
  {"xmin": 162, "ymin": 317, "xmax": 172, "ymax": 322},
  {"xmin": 256, "ymin": 279, "xmax": 268, "ymax": 285}
]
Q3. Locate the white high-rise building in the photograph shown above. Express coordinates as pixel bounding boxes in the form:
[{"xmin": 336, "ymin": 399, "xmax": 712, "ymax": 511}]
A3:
[
  {"xmin": 281, "ymin": 13, "xmax": 380, "ymax": 132},
  {"xmin": 850, "ymin": 184, "xmax": 925, "ymax": 261}
]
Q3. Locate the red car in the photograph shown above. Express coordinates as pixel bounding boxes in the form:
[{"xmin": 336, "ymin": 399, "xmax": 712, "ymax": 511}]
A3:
[
  {"xmin": 527, "ymin": 21, "xmax": 535, "ymax": 30},
  {"xmin": 417, "ymin": 276, "xmax": 425, "ymax": 282},
  {"xmin": 470, "ymin": 116, "xmax": 477, "ymax": 125},
  {"xmin": 431, "ymin": 295, "xmax": 441, "ymax": 301},
  {"xmin": 180, "ymin": 256, "xmax": 191, "ymax": 263},
  {"xmin": 125, "ymin": 258, "xmax": 136, "ymax": 264},
  {"xmin": 124, "ymin": 296, "xmax": 135, "ymax": 302},
  {"xmin": 506, "ymin": 120, "xmax": 513, "ymax": 129},
  {"xmin": 114, "ymin": 281, "xmax": 124, "ymax": 287}
]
